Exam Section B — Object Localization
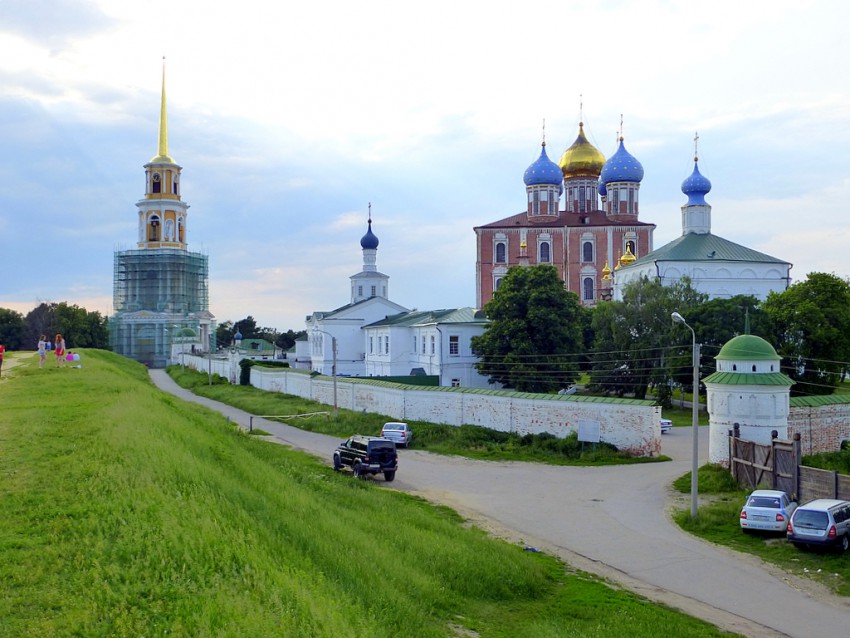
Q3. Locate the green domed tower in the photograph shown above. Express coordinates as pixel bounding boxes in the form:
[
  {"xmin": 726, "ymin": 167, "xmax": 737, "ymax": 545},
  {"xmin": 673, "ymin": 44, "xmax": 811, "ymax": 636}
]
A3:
[{"xmin": 704, "ymin": 335, "xmax": 793, "ymax": 466}]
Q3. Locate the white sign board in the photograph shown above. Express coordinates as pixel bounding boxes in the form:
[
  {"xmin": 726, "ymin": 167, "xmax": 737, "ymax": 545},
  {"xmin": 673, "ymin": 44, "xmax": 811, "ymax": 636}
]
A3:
[{"xmin": 578, "ymin": 420, "xmax": 601, "ymax": 443}]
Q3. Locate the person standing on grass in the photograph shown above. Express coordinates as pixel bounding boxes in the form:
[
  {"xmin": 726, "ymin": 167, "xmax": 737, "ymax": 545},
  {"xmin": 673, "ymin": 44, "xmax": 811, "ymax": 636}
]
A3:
[
  {"xmin": 38, "ymin": 335, "xmax": 47, "ymax": 369},
  {"xmin": 54, "ymin": 333, "xmax": 66, "ymax": 368},
  {"xmin": 0, "ymin": 340, "xmax": 5, "ymax": 377}
]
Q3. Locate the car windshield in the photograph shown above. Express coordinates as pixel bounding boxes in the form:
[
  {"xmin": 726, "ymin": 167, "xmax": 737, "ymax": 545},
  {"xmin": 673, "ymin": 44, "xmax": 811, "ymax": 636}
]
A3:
[
  {"xmin": 748, "ymin": 497, "xmax": 781, "ymax": 508},
  {"xmin": 794, "ymin": 510, "xmax": 829, "ymax": 528},
  {"xmin": 384, "ymin": 425, "xmax": 402, "ymax": 431}
]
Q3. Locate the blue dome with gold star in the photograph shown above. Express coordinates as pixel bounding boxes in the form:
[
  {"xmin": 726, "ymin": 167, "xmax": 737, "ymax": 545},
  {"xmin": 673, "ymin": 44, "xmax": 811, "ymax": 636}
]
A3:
[
  {"xmin": 600, "ymin": 138, "xmax": 644, "ymax": 184},
  {"xmin": 523, "ymin": 143, "xmax": 563, "ymax": 186},
  {"xmin": 360, "ymin": 219, "xmax": 379, "ymax": 250},
  {"xmin": 681, "ymin": 160, "xmax": 712, "ymax": 206}
]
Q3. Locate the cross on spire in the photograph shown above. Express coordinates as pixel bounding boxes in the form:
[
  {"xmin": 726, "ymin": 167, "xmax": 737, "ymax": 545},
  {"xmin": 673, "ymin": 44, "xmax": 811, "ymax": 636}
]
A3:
[
  {"xmin": 542, "ymin": 118, "xmax": 546, "ymax": 146},
  {"xmin": 579, "ymin": 94, "xmax": 583, "ymax": 125},
  {"xmin": 368, "ymin": 202, "xmax": 372, "ymax": 223},
  {"xmin": 694, "ymin": 131, "xmax": 700, "ymax": 162}
]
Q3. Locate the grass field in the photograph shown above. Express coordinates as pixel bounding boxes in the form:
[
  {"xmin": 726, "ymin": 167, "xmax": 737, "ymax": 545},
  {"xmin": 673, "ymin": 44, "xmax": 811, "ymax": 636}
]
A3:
[{"xmin": 0, "ymin": 349, "xmax": 736, "ymax": 637}]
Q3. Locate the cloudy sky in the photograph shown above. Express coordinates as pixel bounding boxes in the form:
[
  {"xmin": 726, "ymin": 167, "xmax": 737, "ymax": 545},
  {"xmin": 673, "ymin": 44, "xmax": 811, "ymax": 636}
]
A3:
[{"xmin": 1, "ymin": 0, "xmax": 848, "ymax": 332}]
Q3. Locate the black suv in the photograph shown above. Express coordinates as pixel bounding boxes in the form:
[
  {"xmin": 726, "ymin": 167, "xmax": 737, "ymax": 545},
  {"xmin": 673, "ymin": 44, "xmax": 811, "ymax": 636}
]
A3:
[{"xmin": 333, "ymin": 435, "xmax": 398, "ymax": 481}]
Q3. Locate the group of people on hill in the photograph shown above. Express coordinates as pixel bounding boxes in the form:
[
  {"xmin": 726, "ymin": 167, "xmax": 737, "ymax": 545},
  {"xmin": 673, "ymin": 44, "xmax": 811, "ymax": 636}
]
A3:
[
  {"xmin": 0, "ymin": 334, "xmax": 74, "ymax": 377},
  {"xmin": 37, "ymin": 334, "xmax": 67, "ymax": 369}
]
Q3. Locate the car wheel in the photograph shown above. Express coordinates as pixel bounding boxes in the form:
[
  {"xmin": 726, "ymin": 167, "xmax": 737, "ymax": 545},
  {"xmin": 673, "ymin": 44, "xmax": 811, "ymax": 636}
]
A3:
[
  {"xmin": 384, "ymin": 470, "xmax": 395, "ymax": 482},
  {"xmin": 353, "ymin": 462, "xmax": 364, "ymax": 479},
  {"xmin": 333, "ymin": 454, "xmax": 342, "ymax": 471},
  {"xmin": 840, "ymin": 535, "xmax": 849, "ymax": 553}
]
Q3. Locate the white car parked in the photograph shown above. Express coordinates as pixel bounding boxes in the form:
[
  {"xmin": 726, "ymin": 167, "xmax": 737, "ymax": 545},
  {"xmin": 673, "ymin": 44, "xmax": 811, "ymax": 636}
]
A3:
[
  {"xmin": 380, "ymin": 422, "xmax": 414, "ymax": 448},
  {"xmin": 740, "ymin": 489, "xmax": 797, "ymax": 533}
]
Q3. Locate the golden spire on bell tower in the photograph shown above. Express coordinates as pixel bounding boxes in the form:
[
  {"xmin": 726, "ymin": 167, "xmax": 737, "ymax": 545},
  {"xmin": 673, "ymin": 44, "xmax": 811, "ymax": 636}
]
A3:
[{"xmin": 151, "ymin": 57, "xmax": 174, "ymax": 164}]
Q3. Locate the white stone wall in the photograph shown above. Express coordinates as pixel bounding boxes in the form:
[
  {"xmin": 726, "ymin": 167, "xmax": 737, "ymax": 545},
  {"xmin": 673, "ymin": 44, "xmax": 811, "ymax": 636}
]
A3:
[{"xmin": 250, "ymin": 366, "xmax": 662, "ymax": 456}]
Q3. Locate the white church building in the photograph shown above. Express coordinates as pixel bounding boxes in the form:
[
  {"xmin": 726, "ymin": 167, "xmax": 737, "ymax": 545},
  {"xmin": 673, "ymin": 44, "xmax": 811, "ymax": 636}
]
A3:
[
  {"xmin": 614, "ymin": 145, "xmax": 792, "ymax": 300},
  {"xmin": 302, "ymin": 211, "xmax": 493, "ymax": 388}
]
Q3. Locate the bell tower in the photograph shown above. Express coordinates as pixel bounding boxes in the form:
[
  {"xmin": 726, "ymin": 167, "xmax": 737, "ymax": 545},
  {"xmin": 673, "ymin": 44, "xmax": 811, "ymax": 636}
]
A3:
[{"xmin": 137, "ymin": 59, "xmax": 189, "ymax": 250}]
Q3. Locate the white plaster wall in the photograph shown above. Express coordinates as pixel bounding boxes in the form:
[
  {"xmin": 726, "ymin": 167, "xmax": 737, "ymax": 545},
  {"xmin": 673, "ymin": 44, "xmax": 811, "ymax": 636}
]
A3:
[{"xmin": 250, "ymin": 367, "xmax": 661, "ymax": 456}]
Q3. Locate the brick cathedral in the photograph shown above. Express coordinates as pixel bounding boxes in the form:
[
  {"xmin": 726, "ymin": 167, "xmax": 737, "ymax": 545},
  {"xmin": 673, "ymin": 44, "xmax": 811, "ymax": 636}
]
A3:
[{"xmin": 474, "ymin": 120, "xmax": 655, "ymax": 307}]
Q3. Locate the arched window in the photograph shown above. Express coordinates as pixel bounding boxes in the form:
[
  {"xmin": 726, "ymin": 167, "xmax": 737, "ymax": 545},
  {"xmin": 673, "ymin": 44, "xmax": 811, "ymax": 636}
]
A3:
[
  {"xmin": 626, "ymin": 239, "xmax": 636, "ymax": 255},
  {"xmin": 582, "ymin": 241, "xmax": 593, "ymax": 262},
  {"xmin": 174, "ymin": 179, "xmax": 179, "ymax": 196},
  {"xmin": 539, "ymin": 242, "xmax": 550, "ymax": 263},
  {"xmin": 148, "ymin": 215, "xmax": 161, "ymax": 241},
  {"xmin": 583, "ymin": 277, "xmax": 594, "ymax": 301},
  {"xmin": 495, "ymin": 277, "xmax": 502, "ymax": 291},
  {"xmin": 495, "ymin": 242, "xmax": 506, "ymax": 263}
]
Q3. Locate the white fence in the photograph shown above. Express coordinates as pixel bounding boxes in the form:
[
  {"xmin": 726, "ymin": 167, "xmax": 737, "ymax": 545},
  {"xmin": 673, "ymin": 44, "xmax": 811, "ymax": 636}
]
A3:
[{"xmin": 249, "ymin": 366, "xmax": 662, "ymax": 457}]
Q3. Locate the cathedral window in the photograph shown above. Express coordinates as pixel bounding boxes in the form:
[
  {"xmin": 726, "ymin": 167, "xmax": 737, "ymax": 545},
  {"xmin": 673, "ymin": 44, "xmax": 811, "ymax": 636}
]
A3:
[
  {"xmin": 628, "ymin": 188, "xmax": 634, "ymax": 213},
  {"xmin": 539, "ymin": 241, "xmax": 550, "ymax": 263},
  {"xmin": 174, "ymin": 179, "xmax": 179, "ymax": 196},
  {"xmin": 422, "ymin": 336, "xmax": 426, "ymax": 354},
  {"xmin": 583, "ymin": 277, "xmax": 594, "ymax": 301},
  {"xmin": 495, "ymin": 242, "xmax": 506, "ymax": 264},
  {"xmin": 494, "ymin": 276, "xmax": 502, "ymax": 291},
  {"xmin": 369, "ymin": 336, "xmax": 374, "ymax": 354},
  {"xmin": 626, "ymin": 239, "xmax": 636, "ymax": 256},
  {"xmin": 358, "ymin": 285, "xmax": 363, "ymax": 297},
  {"xmin": 582, "ymin": 241, "xmax": 593, "ymax": 262},
  {"xmin": 612, "ymin": 188, "xmax": 619, "ymax": 210}
]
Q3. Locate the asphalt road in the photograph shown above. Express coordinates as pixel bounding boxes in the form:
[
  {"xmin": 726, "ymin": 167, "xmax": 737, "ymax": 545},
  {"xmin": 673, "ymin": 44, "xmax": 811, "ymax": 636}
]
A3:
[{"xmin": 150, "ymin": 370, "xmax": 850, "ymax": 637}]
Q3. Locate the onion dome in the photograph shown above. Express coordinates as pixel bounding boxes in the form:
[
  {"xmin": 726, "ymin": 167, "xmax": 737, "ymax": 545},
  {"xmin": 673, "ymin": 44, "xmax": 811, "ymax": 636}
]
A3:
[
  {"xmin": 602, "ymin": 261, "xmax": 612, "ymax": 281},
  {"xmin": 600, "ymin": 137, "xmax": 644, "ymax": 185},
  {"xmin": 620, "ymin": 243, "xmax": 636, "ymax": 265},
  {"xmin": 523, "ymin": 143, "xmax": 563, "ymax": 186},
  {"xmin": 681, "ymin": 160, "xmax": 712, "ymax": 206},
  {"xmin": 360, "ymin": 219, "xmax": 379, "ymax": 250},
  {"xmin": 559, "ymin": 123, "xmax": 606, "ymax": 178},
  {"xmin": 598, "ymin": 181, "xmax": 607, "ymax": 197}
]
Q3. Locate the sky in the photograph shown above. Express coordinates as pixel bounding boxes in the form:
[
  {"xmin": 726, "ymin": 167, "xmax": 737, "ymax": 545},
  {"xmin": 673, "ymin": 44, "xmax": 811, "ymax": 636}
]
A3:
[{"xmin": 1, "ymin": 0, "xmax": 849, "ymax": 333}]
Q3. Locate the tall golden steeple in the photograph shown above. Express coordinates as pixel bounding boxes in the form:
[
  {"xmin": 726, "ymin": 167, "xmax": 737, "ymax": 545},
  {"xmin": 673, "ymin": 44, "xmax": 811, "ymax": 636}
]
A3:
[{"xmin": 150, "ymin": 57, "xmax": 174, "ymax": 164}]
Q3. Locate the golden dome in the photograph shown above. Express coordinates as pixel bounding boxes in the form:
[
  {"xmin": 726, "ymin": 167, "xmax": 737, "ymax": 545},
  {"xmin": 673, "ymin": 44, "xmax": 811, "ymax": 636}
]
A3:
[
  {"xmin": 602, "ymin": 261, "xmax": 612, "ymax": 280},
  {"xmin": 559, "ymin": 123, "xmax": 605, "ymax": 179},
  {"xmin": 620, "ymin": 244, "xmax": 636, "ymax": 265}
]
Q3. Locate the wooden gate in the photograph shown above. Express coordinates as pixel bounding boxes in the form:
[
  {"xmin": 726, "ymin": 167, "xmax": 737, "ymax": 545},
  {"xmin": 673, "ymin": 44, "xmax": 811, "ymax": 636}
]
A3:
[{"xmin": 729, "ymin": 430, "xmax": 801, "ymax": 499}]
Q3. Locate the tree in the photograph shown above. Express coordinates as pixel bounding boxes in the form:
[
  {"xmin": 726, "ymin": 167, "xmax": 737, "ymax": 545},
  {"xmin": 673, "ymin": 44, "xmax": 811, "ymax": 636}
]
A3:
[
  {"xmin": 22, "ymin": 302, "xmax": 108, "ymax": 349},
  {"xmin": 762, "ymin": 272, "xmax": 850, "ymax": 396},
  {"xmin": 471, "ymin": 265, "xmax": 586, "ymax": 393},
  {"xmin": 589, "ymin": 276, "xmax": 706, "ymax": 403},
  {"xmin": 0, "ymin": 308, "xmax": 27, "ymax": 350}
]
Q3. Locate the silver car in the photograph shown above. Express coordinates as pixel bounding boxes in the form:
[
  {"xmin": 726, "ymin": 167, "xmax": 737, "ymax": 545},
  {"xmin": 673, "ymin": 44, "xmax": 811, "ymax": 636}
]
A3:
[
  {"xmin": 380, "ymin": 421, "xmax": 413, "ymax": 448},
  {"xmin": 787, "ymin": 499, "xmax": 850, "ymax": 551},
  {"xmin": 739, "ymin": 489, "xmax": 797, "ymax": 533}
]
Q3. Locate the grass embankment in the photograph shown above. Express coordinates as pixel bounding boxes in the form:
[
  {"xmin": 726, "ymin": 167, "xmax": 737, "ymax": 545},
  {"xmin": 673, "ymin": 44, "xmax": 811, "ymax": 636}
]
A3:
[
  {"xmin": 168, "ymin": 366, "xmax": 664, "ymax": 466},
  {"xmin": 672, "ymin": 464, "xmax": 850, "ymax": 597},
  {"xmin": 0, "ymin": 350, "xmax": 733, "ymax": 637}
]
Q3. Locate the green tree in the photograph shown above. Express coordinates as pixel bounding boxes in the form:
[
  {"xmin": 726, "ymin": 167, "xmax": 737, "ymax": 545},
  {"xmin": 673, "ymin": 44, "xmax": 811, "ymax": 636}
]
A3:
[
  {"xmin": 23, "ymin": 302, "xmax": 108, "ymax": 349},
  {"xmin": 471, "ymin": 265, "xmax": 586, "ymax": 393},
  {"xmin": 762, "ymin": 272, "xmax": 850, "ymax": 395},
  {"xmin": 589, "ymin": 276, "xmax": 706, "ymax": 403},
  {"xmin": 0, "ymin": 308, "xmax": 27, "ymax": 350}
]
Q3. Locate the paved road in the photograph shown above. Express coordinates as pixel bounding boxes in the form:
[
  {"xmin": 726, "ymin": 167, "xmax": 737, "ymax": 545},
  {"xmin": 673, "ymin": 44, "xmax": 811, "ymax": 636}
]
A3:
[{"xmin": 150, "ymin": 370, "xmax": 850, "ymax": 637}]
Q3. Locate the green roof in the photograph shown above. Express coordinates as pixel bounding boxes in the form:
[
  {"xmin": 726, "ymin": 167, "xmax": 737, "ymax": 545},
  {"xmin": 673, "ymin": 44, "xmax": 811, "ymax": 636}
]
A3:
[
  {"xmin": 703, "ymin": 371, "xmax": 793, "ymax": 386},
  {"xmin": 627, "ymin": 232, "xmax": 790, "ymax": 267},
  {"xmin": 715, "ymin": 335, "xmax": 779, "ymax": 361},
  {"xmin": 365, "ymin": 308, "xmax": 487, "ymax": 328},
  {"xmin": 790, "ymin": 394, "xmax": 850, "ymax": 408}
]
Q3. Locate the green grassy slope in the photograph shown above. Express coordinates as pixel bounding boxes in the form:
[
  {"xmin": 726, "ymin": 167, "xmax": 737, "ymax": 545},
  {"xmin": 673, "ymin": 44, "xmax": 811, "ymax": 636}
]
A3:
[{"xmin": 0, "ymin": 350, "xmax": 733, "ymax": 637}]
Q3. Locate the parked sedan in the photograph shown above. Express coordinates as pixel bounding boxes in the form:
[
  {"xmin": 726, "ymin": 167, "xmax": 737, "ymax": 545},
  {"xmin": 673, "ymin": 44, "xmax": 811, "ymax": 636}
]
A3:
[
  {"xmin": 740, "ymin": 489, "xmax": 797, "ymax": 533},
  {"xmin": 380, "ymin": 422, "xmax": 413, "ymax": 448}
]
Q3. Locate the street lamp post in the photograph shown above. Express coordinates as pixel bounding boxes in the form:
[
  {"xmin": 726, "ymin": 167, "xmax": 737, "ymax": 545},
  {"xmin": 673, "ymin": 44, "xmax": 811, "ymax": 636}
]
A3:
[
  {"xmin": 313, "ymin": 329, "xmax": 338, "ymax": 418},
  {"xmin": 672, "ymin": 311, "xmax": 701, "ymax": 519}
]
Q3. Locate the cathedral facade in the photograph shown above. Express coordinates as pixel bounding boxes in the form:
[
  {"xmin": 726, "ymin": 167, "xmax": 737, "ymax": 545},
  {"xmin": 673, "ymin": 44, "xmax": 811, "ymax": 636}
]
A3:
[{"xmin": 474, "ymin": 122, "xmax": 656, "ymax": 307}]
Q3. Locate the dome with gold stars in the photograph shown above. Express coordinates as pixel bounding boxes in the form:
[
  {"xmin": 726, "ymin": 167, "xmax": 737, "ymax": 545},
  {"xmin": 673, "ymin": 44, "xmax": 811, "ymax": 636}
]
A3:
[{"xmin": 559, "ymin": 123, "xmax": 605, "ymax": 179}]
